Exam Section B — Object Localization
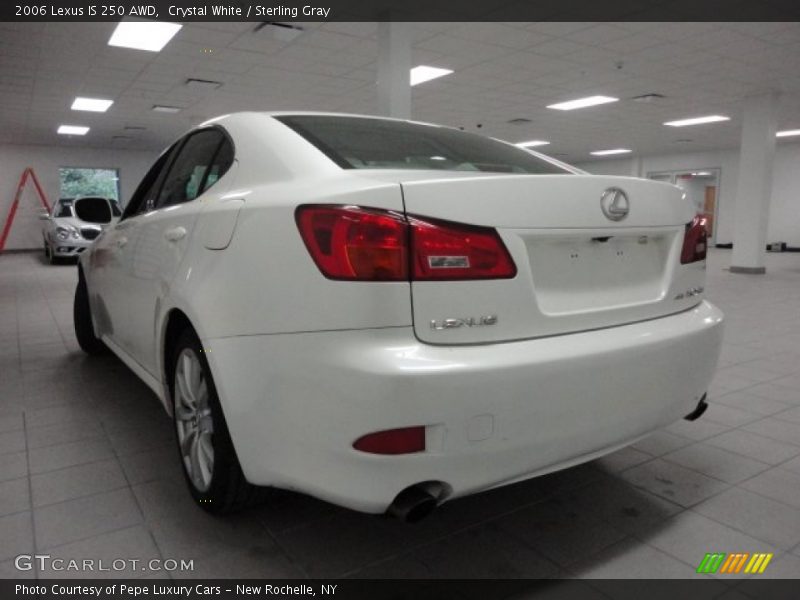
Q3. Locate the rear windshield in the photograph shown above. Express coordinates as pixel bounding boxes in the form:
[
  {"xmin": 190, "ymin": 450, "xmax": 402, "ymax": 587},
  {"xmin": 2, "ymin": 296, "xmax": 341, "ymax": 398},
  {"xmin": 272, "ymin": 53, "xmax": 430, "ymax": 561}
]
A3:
[{"xmin": 276, "ymin": 115, "xmax": 570, "ymax": 175}]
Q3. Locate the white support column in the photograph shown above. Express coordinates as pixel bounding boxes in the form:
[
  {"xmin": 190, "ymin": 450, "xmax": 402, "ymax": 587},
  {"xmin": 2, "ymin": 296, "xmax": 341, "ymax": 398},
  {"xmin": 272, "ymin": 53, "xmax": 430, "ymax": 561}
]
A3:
[
  {"xmin": 730, "ymin": 92, "xmax": 779, "ymax": 274},
  {"xmin": 631, "ymin": 156, "xmax": 643, "ymax": 178},
  {"xmin": 377, "ymin": 22, "xmax": 411, "ymax": 120}
]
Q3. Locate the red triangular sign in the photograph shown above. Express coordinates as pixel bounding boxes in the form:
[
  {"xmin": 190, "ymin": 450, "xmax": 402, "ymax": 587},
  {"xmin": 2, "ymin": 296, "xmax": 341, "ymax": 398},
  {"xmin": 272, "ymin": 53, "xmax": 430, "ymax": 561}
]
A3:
[{"xmin": 0, "ymin": 167, "xmax": 52, "ymax": 252}]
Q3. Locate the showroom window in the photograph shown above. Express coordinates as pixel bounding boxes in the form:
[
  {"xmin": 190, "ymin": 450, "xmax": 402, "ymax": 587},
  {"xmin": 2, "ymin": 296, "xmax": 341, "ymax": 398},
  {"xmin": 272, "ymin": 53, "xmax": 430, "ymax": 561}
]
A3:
[{"xmin": 58, "ymin": 167, "xmax": 120, "ymax": 202}]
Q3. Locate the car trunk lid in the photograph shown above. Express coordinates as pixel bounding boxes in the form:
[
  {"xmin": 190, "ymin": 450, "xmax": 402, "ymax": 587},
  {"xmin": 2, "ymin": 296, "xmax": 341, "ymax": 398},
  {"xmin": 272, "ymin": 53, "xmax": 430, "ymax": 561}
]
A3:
[{"xmin": 399, "ymin": 174, "xmax": 701, "ymax": 344}]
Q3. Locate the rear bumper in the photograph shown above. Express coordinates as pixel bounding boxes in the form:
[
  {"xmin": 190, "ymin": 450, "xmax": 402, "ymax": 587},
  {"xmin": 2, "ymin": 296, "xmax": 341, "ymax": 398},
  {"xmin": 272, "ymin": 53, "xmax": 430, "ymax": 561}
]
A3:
[{"xmin": 205, "ymin": 300, "xmax": 724, "ymax": 513}]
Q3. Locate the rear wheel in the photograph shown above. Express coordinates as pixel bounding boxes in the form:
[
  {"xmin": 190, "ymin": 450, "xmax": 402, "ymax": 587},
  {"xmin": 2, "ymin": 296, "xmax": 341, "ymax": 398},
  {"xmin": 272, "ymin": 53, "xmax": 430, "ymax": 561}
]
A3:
[
  {"xmin": 73, "ymin": 270, "xmax": 108, "ymax": 355},
  {"xmin": 171, "ymin": 328, "xmax": 262, "ymax": 514}
]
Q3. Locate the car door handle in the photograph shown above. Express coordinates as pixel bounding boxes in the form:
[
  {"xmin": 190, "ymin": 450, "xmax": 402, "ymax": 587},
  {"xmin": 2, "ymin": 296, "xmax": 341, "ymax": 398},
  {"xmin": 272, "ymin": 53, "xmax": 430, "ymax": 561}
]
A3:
[
  {"xmin": 116, "ymin": 236, "xmax": 128, "ymax": 248},
  {"xmin": 164, "ymin": 227, "xmax": 187, "ymax": 242}
]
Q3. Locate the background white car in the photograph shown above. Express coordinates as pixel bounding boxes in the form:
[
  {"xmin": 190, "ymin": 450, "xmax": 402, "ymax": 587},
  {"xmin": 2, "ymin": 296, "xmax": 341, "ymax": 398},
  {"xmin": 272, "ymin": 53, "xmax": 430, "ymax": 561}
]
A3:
[
  {"xmin": 74, "ymin": 112, "xmax": 723, "ymax": 520},
  {"xmin": 41, "ymin": 196, "xmax": 121, "ymax": 263}
]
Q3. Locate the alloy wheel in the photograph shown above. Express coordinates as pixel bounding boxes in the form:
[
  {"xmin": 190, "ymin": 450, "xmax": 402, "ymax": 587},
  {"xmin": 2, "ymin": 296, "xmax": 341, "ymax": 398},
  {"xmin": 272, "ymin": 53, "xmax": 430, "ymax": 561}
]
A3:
[{"xmin": 174, "ymin": 348, "xmax": 215, "ymax": 492}]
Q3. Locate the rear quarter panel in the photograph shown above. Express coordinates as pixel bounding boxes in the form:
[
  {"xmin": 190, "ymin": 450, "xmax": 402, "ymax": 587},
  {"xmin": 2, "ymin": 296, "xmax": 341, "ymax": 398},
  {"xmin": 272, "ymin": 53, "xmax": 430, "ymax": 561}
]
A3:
[{"xmin": 176, "ymin": 174, "xmax": 412, "ymax": 340}]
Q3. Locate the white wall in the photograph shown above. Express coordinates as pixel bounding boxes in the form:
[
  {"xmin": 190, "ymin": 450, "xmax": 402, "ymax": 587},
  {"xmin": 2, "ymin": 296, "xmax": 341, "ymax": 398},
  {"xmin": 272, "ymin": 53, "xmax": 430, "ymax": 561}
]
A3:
[
  {"xmin": 0, "ymin": 144, "xmax": 155, "ymax": 250},
  {"xmin": 575, "ymin": 141, "xmax": 800, "ymax": 247},
  {"xmin": 770, "ymin": 142, "xmax": 800, "ymax": 246}
]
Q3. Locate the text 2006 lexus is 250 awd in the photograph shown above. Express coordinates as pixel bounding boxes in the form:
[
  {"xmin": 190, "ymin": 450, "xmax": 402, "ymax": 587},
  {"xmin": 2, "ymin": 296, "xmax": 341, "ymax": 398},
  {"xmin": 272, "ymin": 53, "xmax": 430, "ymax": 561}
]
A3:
[{"xmin": 74, "ymin": 113, "xmax": 723, "ymax": 520}]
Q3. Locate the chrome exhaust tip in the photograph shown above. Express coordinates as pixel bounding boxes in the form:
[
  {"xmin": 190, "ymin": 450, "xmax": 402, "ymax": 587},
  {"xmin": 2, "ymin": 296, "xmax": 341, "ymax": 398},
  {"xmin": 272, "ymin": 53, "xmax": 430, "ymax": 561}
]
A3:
[{"xmin": 386, "ymin": 482, "xmax": 449, "ymax": 523}]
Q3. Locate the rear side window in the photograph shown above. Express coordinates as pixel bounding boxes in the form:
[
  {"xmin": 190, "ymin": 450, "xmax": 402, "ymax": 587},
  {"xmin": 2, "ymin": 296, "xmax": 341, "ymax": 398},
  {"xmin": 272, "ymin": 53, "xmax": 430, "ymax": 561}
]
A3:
[
  {"xmin": 276, "ymin": 115, "xmax": 570, "ymax": 175},
  {"xmin": 155, "ymin": 130, "xmax": 231, "ymax": 209},
  {"xmin": 123, "ymin": 142, "xmax": 180, "ymax": 219},
  {"xmin": 200, "ymin": 137, "xmax": 234, "ymax": 195}
]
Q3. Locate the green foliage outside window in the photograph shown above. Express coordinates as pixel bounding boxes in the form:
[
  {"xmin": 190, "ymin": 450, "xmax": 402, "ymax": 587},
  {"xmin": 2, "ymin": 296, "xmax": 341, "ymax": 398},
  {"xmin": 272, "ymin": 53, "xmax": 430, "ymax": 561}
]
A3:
[{"xmin": 59, "ymin": 168, "xmax": 120, "ymax": 201}]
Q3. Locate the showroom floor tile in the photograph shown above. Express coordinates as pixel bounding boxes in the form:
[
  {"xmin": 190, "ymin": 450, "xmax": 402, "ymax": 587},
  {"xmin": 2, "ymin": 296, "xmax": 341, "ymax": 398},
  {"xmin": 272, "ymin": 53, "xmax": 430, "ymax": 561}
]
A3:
[{"xmin": 0, "ymin": 248, "xmax": 799, "ymax": 583}]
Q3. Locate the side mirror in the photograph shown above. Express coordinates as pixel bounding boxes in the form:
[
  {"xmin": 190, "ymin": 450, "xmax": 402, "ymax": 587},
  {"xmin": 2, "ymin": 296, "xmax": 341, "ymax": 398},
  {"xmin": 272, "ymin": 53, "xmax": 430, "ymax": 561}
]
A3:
[{"xmin": 38, "ymin": 210, "xmax": 50, "ymax": 220}]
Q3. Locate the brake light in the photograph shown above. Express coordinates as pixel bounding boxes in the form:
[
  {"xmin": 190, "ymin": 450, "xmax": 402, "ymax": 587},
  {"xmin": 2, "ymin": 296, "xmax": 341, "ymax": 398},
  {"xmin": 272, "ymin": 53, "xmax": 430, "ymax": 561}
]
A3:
[
  {"xmin": 410, "ymin": 216, "xmax": 517, "ymax": 280},
  {"xmin": 681, "ymin": 215, "xmax": 708, "ymax": 264},
  {"xmin": 295, "ymin": 205, "xmax": 516, "ymax": 281},
  {"xmin": 295, "ymin": 205, "xmax": 408, "ymax": 280},
  {"xmin": 353, "ymin": 426, "xmax": 426, "ymax": 455}
]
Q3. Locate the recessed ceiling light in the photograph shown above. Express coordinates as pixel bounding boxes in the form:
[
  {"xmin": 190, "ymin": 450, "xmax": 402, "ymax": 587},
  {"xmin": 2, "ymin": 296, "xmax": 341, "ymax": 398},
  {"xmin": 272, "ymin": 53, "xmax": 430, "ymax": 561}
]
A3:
[
  {"xmin": 410, "ymin": 65, "xmax": 453, "ymax": 87},
  {"xmin": 71, "ymin": 97, "xmax": 114, "ymax": 112},
  {"xmin": 547, "ymin": 95, "xmax": 618, "ymax": 111},
  {"xmin": 516, "ymin": 140, "xmax": 550, "ymax": 148},
  {"xmin": 254, "ymin": 22, "xmax": 304, "ymax": 43},
  {"xmin": 152, "ymin": 105, "xmax": 182, "ymax": 113},
  {"xmin": 590, "ymin": 148, "xmax": 631, "ymax": 156},
  {"xmin": 108, "ymin": 21, "xmax": 182, "ymax": 52},
  {"xmin": 777, "ymin": 129, "xmax": 800, "ymax": 137},
  {"xmin": 57, "ymin": 125, "xmax": 89, "ymax": 136},
  {"xmin": 664, "ymin": 115, "xmax": 729, "ymax": 127}
]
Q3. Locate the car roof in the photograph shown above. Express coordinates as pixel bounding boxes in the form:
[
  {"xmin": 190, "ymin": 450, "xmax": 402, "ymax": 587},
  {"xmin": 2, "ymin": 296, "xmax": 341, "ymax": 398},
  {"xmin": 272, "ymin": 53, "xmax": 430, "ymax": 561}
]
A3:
[{"xmin": 201, "ymin": 111, "xmax": 449, "ymax": 130}]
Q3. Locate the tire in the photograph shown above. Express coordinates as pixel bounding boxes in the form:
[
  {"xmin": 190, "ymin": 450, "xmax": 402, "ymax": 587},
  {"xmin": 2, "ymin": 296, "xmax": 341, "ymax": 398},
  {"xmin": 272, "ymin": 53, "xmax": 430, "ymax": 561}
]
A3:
[
  {"xmin": 171, "ymin": 328, "xmax": 262, "ymax": 514},
  {"xmin": 73, "ymin": 270, "xmax": 108, "ymax": 355},
  {"xmin": 45, "ymin": 240, "xmax": 57, "ymax": 264}
]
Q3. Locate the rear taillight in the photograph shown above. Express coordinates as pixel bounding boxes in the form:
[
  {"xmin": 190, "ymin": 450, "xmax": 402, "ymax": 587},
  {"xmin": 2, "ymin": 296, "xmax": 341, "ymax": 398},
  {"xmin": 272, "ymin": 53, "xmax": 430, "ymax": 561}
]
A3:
[
  {"xmin": 410, "ymin": 216, "xmax": 517, "ymax": 281},
  {"xmin": 295, "ymin": 205, "xmax": 408, "ymax": 281},
  {"xmin": 296, "ymin": 205, "xmax": 516, "ymax": 281},
  {"xmin": 353, "ymin": 426, "xmax": 426, "ymax": 455},
  {"xmin": 681, "ymin": 215, "xmax": 708, "ymax": 264}
]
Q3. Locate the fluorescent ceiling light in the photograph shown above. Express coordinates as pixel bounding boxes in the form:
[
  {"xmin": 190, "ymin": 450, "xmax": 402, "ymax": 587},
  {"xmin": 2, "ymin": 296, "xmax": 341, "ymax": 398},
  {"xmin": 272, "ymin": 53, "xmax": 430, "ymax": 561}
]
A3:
[
  {"xmin": 516, "ymin": 140, "xmax": 550, "ymax": 148},
  {"xmin": 777, "ymin": 129, "xmax": 800, "ymax": 137},
  {"xmin": 664, "ymin": 115, "xmax": 729, "ymax": 127},
  {"xmin": 152, "ymin": 105, "xmax": 182, "ymax": 113},
  {"xmin": 547, "ymin": 95, "xmax": 618, "ymax": 111},
  {"xmin": 590, "ymin": 148, "xmax": 631, "ymax": 156},
  {"xmin": 108, "ymin": 21, "xmax": 182, "ymax": 52},
  {"xmin": 71, "ymin": 97, "xmax": 113, "ymax": 112},
  {"xmin": 57, "ymin": 125, "xmax": 89, "ymax": 135},
  {"xmin": 410, "ymin": 65, "xmax": 453, "ymax": 86}
]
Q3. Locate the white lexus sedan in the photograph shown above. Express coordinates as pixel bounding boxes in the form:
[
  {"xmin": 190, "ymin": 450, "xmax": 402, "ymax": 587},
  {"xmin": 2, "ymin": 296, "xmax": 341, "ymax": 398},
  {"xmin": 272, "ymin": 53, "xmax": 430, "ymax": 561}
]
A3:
[{"xmin": 75, "ymin": 112, "xmax": 723, "ymax": 520}]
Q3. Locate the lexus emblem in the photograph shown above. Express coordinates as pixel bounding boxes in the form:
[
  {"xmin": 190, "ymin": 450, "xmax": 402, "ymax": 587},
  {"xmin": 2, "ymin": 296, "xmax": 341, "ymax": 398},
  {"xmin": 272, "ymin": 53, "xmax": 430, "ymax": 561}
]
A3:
[{"xmin": 600, "ymin": 187, "xmax": 630, "ymax": 221}]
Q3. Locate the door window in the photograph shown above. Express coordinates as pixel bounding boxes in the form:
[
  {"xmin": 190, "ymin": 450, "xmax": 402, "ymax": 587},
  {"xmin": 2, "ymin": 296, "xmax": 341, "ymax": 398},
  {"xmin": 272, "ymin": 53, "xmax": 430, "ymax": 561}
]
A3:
[
  {"xmin": 122, "ymin": 143, "xmax": 180, "ymax": 219},
  {"xmin": 154, "ymin": 130, "xmax": 232, "ymax": 209}
]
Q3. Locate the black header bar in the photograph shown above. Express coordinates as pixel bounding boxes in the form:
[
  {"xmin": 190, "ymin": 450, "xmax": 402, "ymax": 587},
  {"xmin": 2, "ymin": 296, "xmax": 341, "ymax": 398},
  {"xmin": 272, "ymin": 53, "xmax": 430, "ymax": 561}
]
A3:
[
  {"xmin": 3, "ymin": 0, "xmax": 800, "ymax": 22},
  {"xmin": 4, "ymin": 579, "xmax": 800, "ymax": 600}
]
